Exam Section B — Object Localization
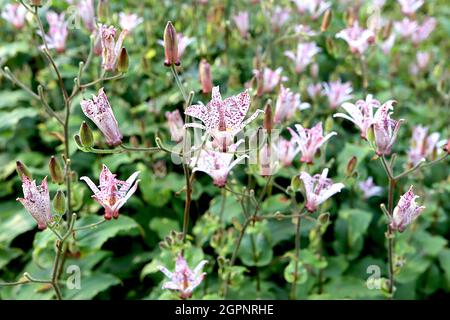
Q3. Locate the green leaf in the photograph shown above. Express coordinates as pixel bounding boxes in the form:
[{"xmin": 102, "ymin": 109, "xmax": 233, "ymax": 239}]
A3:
[
  {"xmin": 0, "ymin": 108, "xmax": 38, "ymax": 131},
  {"xmin": 0, "ymin": 246, "xmax": 22, "ymax": 269},
  {"xmin": 63, "ymin": 273, "xmax": 121, "ymax": 300},
  {"xmin": 438, "ymin": 249, "xmax": 450, "ymax": 289},
  {"xmin": 149, "ymin": 217, "xmax": 180, "ymax": 239},
  {"xmin": 0, "ymin": 202, "xmax": 36, "ymax": 246}
]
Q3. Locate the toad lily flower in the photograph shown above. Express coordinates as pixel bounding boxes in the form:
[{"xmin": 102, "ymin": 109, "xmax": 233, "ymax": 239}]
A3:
[
  {"xmin": 411, "ymin": 18, "xmax": 436, "ymax": 44},
  {"xmin": 276, "ymin": 136, "xmax": 301, "ymax": 167},
  {"xmin": 390, "ymin": 186, "xmax": 425, "ymax": 232},
  {"xmin": 284, "ymin": 42, "xmax": 321, "ymax": 73},
  {"xmin": 336, "ymin": 22, "xmax": 375, "ymax": 55},
  {"xmin": 158, "ymin": 255, "xmax": 208, "ymax": 299},
  {"xmin": 372, "ymin": 100, "xmax": 403, "ymax": 156},
  {"xmin": 185, "ymin": 86, "xmax": 263, "ymax": 151},
  {"xmin": 270, "ymin": 6, "xmax": 291, "ymax": 32},
  {"xmin": 165, "ymin": 109, "xmax": 185, "ymax": 143},
  {"xmin": 233, "ymin": 11, "xmax": 250, "ymax": 39},
  {"xmin": 119, "ymin": 12, "xmax": 143, "ymax": 32},
  {"xmin": 333, "ymin": 94, "xmax": 381, "ymax": 139},
  {"xmin": 292, "ymin": 0, "xmax": 331, "ymax": 20},
  {"xmin": 190, "ymin": 141, "xmax": 248, "ymax": 187},
  {"xmin": 407, "ymin": 126, "xmax": 440, "ymax": 166},
  {"xmin": 288, "ymin": 122, "xmax": 337, "ymax": 164},
  {"xmin": 254, "ymin": 67, "xmax": 287, "ymax": 94},
  {"xmin": 322, "ymin": 80, "xmax": 354, "ymax": 109},
  {"xmin": 99, "ymin": 24, "xmax": 128, "ymax": 71},
  {"xmin": 300, "ymin": 169, "xmax": 345, "ymax": 212},
  {"xmin": 80, "ymin": 88, "xmax": 123, "ymax": 146},
  {"xmin": 17, "ymin": 176, "xmax": 52, "ymax": 230},
  {"xmin": 80, "ymin": 165, "xmax": 140, "ymax": 220},
  {"xmin": 397, "ymin": 0, "xmax": 424, "ymax": 16},
  {"xmin": 394, "ymin": 18, "xmax": 418, "ymax": 38},
  {"xmin": 1, "ymin": 3, "xmax": 27, "ymax": 29},
  {"xmin": 44, "ymin": 12, "xmax": 68, "ymax": 53},
  {"xmin": 358, "ymin": 177, "xmax": 383, "ymax": 199},
  {"xmin": 307, "ymin": 83, "xmax": 323, "ymax": 99},
  {"xmin": 77, "ymin": 0, "xmax": 96, "ymax": 32},
  {"xmin": 274, "ymin": 86, "xmax": 310, "ymax": 123}
]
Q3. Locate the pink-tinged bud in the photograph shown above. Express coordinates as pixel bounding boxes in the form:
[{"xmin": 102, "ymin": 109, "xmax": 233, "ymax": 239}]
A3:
[
  {"xmin": 390, "ymin": 186, "xmax": 425, "ymax": 232},
  {"xmin": 158, "ymin": 255, "xmax": 208, "ymax": 299},
  {"xmin": 80, "ymin": 88, "xmax": 123, "ymax": 146},
  {"xmin": 1, "ymin": 4, "xmax": 27, "ymax": 29},
  {"xmin": 80, "ymin": 164, "xmax": 140, "ymax": 220},
  {"xmin": 199, "ymin": 59, "xmax": 212, "ymax": 94},
  {"xmin": 300, "ymin": 168, "xmax": 344, "ymax": 212},
  {"xmin": 16, "ymin": 161, "xmax": 32, "ymax": 180},
  {"xmin": 99, "ymin": 24, "xmax": 127, "ymax": 71},
  {"xmin": 165, "ymin": 110, "xmax": 185, "ymax": 143},
  {"xmin": 263, "ymin": 101, "xmax": 273, "ymax": 134},
  {"xmin": 117, "ymin": 47, "xmax": 129, "ymax": 73},
  {"xmin": 321, "ymin": 9, "xmax": 332, "ymax": 32},
  {"xmin": 310, "ymin": 63, "xmax": 319, "ymax": 79},
  {"xmin": 17, "ymin": 176, "xmax": 52, "ymax": 230},
  {"xmin": 346, "ymin": 156, "xmax": 357, "ymax": 176},
  {"xmin": 52, "ymin": 190, "xmax": 66, "ymax": 215},
  {"xmin": 79, "ymin": 121, "xmax": 94, "ymax": 148},
  {"xmin": 372, "ymin": 100, "xmax": 403, "ymax": 156},
  {"xmin": 444, "ymin": 140, "xmax": 450, "ymax": 154},
  {"xmin": 49, "ymin": 156, "xmax": 64, "ymax": 184},
  {"xmin": 163, "ymin": 21, "xmax": 180, "ymax": 67},
  {"xmin": 93, "ymin": 32, "xmax": 102, "ymax": 56}
]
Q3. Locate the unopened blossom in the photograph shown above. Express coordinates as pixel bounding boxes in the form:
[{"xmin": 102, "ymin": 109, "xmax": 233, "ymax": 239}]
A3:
[
  {"xmin": 358, "ymin": 177, "xmax": 383, "ymax": 199},
  {"xmin": 390, "ymin": 186, "xmax": 425, "ymax": 232},
  {"xmin": 80, "ymin": 88, "xmax": 123, "ymax": 146},
  {"xmin": 407, "ymin": 126, "xmax": 440, "ymax": 166},
  {"xmin": 80, "ymin": 165, "xmax": 140, "ymax": 220},
  {"xmin": 254, "ymin": 67, "xmax": 286, "ymax": 94},
  {"xmin": 77, "ymin": 0, "xmax": 96, "ymax": 32},
  {"xmin": 322, "ymin": 80, "xmax": 354, "ymax": 109},
  {"xmin": 165, "ymin": 110, "xmax": 185, "ymax": 143},
  {"xmin": 185, "ymin": 86, "xmax": 263, "ymax": 151},
  {"xmin": 17, "ymin": 176, "xmax": 52, "ymax": 230},
  {"xmin": 270, "ymin": 6, "xmax": 290, "ymax": 32},
  {"xmin": 300, "ymin": 168, "xmax": 345, "ymax": 212},
  {"xmin": 99, "ymin": 24, "xmax": 127, "ymax": 71},
  {"xmin": 288, "ymin": 122, "xmax": 337, "ymax": 164},
  {"xmin": 233, "ymin": 11, "xmax": 249, "ymax": 39},
  {"xmin": 307, "ymin": 83, "xmax": 323, "ymax": 99},
  {"xmin": 397, "ymin": 0, "xmax": 424, "ymax": 16},
  {"xmin": 158, "ymin": 255, "xmax": 208, "ymax": 299},
  {"xmin": 394, "ymin": 18, "xmax": 418, "ymax": 38},
  {"xmin": 199, "ymin": 59, "xmax": 213, "ymax": 94},
  {"xmin": 45, "ymin": 12, "xmax": 68, "ymax": 53},
  {"xmin": 380, "ymin": 34, "xmax": 396, "ymax": 55},
  {"xmin": 1, "ymin": 4, "xmax": 27, "ymax": 29},
  {"xmin": 274, "ymin": 86, "xmax": 310, "ymax": 123},
  {"xmin": 276, "ymin": 136, "xmax": 301, "ymax": 167},
  {"xmin": 292, "ymin": 0, "xmax": 331, "ymax": 20},
  {"xmin": 372, "ymin": 99, "xmax": 403, "ymax": 156},
  {"xmin": 190, "ymin": 141, "xmax": 247, "ymax": 186},
  {"xmin": 416, "ymin": 51, "xmax": 431, "ymax": 71},
  {"xmin": 294, "ymin": 24, "xmax": 318, "ymax": 37},
  {"xmin": 119, "ymin": 12, "xmax": 143, "ymax": 32},
  {"xmin": 333, "ymin": 94, "xmax": 381, "ymax": 139},
  {"xmin": 411, "ymin": 18, "xmax": 436, "ymax": 44},
  {"xmin": 284, "ymin": 42, "xmax": 321, "ymax": 73},
  {"xmin": 336, "ymin": 22, "xmax": 375, "ymax": 55}
]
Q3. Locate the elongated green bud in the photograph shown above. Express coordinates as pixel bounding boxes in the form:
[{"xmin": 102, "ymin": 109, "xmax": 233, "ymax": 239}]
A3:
[
  {"xmin": 53, "ymin": 190, "xmax": 66, "ymax": 215},
  {"xmin": 118, "ymin": 47, "xmax": 129, "ymax": 73},
  {"xmin": 49, "ymin": 156, "xmax": 64, "ymax": 184},
  {"xmin": 346, "ymin": 156, "xmax": 357, "ymax": 176},
  {"xmin": 163, "ymin": 21, "xmax": 180, "ymax": 67},
  {"xmin": 321, "ymin": 9, "xmax": 332, "ymax": 32},
  {"xmin": 80, "ymin": 121, "xmax": 94, "ymax": 148},
  {"xmin": 16, "ymin": 161, "xmax": 32, "ymax": 180}
]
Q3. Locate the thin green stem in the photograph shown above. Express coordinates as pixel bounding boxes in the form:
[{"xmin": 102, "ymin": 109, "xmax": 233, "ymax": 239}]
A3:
[
  {"xmin": 170, "ymin": 65, "xmax": 188, "ymax": 101},
  {"xmin": 73, "ymin": 218, "xmax": 107, "ymax": 232},
  {"xmin": 290, "ymin": 214, "xmax": 302, "ymax": 300}
]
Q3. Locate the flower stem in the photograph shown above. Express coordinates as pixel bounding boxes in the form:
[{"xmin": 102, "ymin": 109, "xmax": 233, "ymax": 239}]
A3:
[
  {"xmin": 170, "ymin": 65, "xmax": 188, "ymax": 101},
  {"xmin": 290, "ymin": 215, "xmax": 302, "ymax": 300}
]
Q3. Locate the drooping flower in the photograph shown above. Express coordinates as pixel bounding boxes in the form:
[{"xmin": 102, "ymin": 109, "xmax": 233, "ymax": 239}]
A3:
[
  {"xmin": 44, "ymin": 12, "xmax": 68, "ymax": 53},
  {"xmin": 99, "ymin": 24, "xmax": 128, "ymax": 71},
  {"xmin": 254, "ymin": 67, "xmax": 286, "ymax": 94},
  {"xmin": 270, "ymin": 6, "xmax": 291, "ymax": 32},
  {"xmin": 333, "ymin": 94, "xmax": 381, "ymax": 139},
  {"xmin": 1, "ymin": 3, "xmax": 27, "ymax": 29},
  {"xmin": 284, "ymin": 42, "xmax": 321, "ymax": 73},
  {"xmin": 276, "ymin": 136, "xmax": 301, "ymax": 167},
  {"xmin": 294, "ymin": 24, "xmax": 318, "ymax": 37},
  {"xmin": 322, "ymin": 80, "xmax": 354, "ymax": 109},
  {"xmin": 119, "ymin": 12, "xmax": 143, "ymax": 32},
  {"xmin": 372, "ymin": 99, "xmax": 403, "ymax": 156},
  {"xmin": 336, "ymin": 22, "xmax": 375, "ymax": 55},
  {"xmin": 80, "ymin": 165, "xmax": 140, "ymax": 220},
  {"xmin": 292, "ymin": 0, "xmax": 331, "ymax": 20},
  {"xmin": 80, "ymin": 88, "xmax": 123, "ymax": 146},
  {"xmin": 288, "ymin": 122, "xmax": 337, "ymax": 164},
  {"xmin": 17, "ymin": 176, "xmax": 52, "ymax": 230},
  {"xmin": 358, "ymin": 176, "xmax": 383, "ymax": 199},
  {"xmin": 307, "ymin": 83, "xmax": 323, "ymax": 99},
  {"xmin": 380, "ymin": 33, "xmax": 396, "ymax": 55},
  {"xmin": 411, "ymin": 17, "xmax": 436, "ymax": 44},
  {"xmin": 165, "ymin": 110, "xmax": 185, "ymax": 143},
  {"xmin": 274, "ymin": 85, "xmax": 310, "ymax": 123},
  {"xmin": 233, "ymin": 11, "xmax": 249, "ymax": 39},
  {"xmin": 158, "ymin": 255, "xmax": 208, "ymax": 299},
  {"xmin": 397, "ymin": 0, "xmax": 424, "ymax": 16},
  {"xmin": 185, "ymin": 86, "xmax": 263, "ymax": 151},
  {"xmin": 190, "ymin": 141, "xmax": 247, "ymax": 187},
  {"xmin": 300, "ymin": 168, "xmax": 345, "ymax": 212},
  {"xmin": 77, "ymin": 0, "xmax": 96, "ymax": 32},
  {"xmin": 394, "ymin": 18, "xmax": 418, "ymax": 38},
  {"xmin": 390, "ymin": 186, "xmax": 425, "ymax": 232},
  {"xmin": 407, "ymin": 126, "xmax": 440, "ymax": 166}
]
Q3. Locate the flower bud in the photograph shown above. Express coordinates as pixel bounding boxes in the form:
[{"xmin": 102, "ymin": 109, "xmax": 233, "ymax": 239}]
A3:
[
  {"xmin": 16, "ymin": 161, "xmax": 32, "ymax": 180},
  {"xmin": 346, "ymin": 156, "xmax": 357, "ymax": 176},
  {"xmin": 345, "ymin": 7, "xmax": 356, "ymax": 27},
  {"xmin": 93, "ymin": 34, "xmax": 102, "ymax": 56},
  {"xmin": 30, "ymin": 0, "xmax": 42, "ymax": 6},
  {"xmin": 325, "ymin": 116, "xmax": 334, "ymax": 133},
  {"xmin": 49, "ymin": 156, "xmax": 64, "ymax": 184},
  {"xmin": 321, "ymin": 9, "xmax": 332, "ymax": 32},
  {"xmin": 117, "ymin": 47, "xmax": 129, "ymax": 73},
  {"xmin": 444, "ymin": 139, "xmax": 450, "ymax": 154},
  {"xmin": 79, "ymin": 121, "xmax": 94, "ymax": 148},
  {"xmin": 263, "ymin": 101, "xmax": 273, "ymax": 134},
  {"xmin": 52, "ymin": 190, "xmax": 66, "ymax": 215},
  {"xmin": 163, "ymin": 21, "xmax": 180, "ymax": 67},
  {"xmin": 74, "ymin": 134, "xmax": 83, "ymax": 149},
  {"xmin": 199, "ymin": 59, "xmax": 212, "ymax": 94},
  {"xmin": 97, "ymin": 0, "xmax": 109, "ymax": 23},
  {"xmin": 318, "ymin": 212, "xmax": 330, "ymax": 225},
  {"xmin": 382, "ymin": 20, "xmax": 393, "ymax": 40},
  {"xmin": 325, "ymin": 37, "xmax": 335, "ymax": 55}
]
